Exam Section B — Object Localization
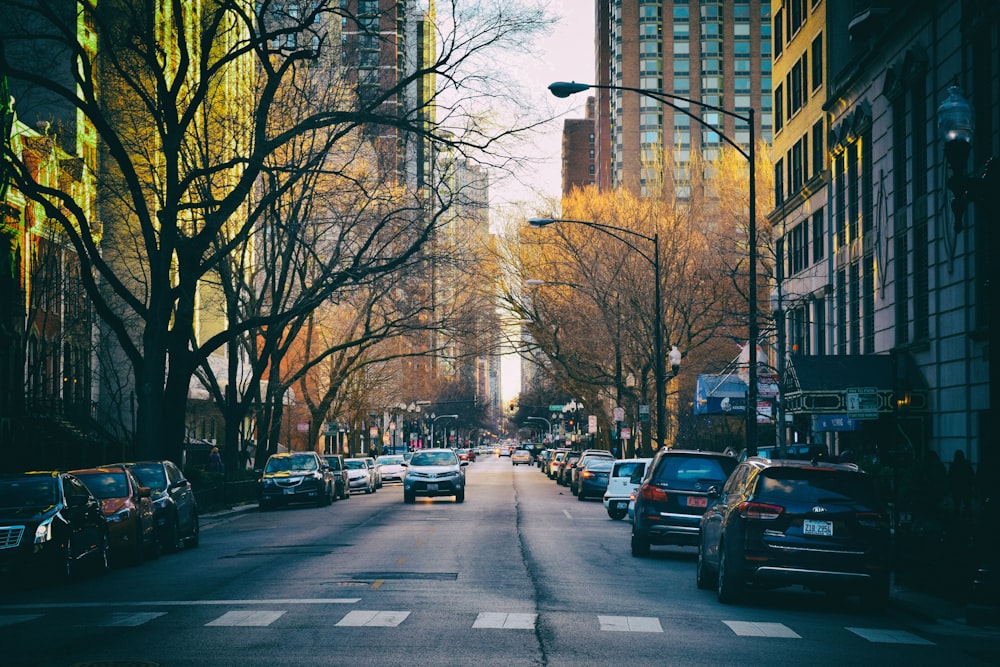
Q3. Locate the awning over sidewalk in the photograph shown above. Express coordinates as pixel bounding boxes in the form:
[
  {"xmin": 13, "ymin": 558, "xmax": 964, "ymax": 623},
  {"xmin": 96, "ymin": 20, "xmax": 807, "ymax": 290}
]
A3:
[{"xmin": 783, "ymin": 353, "xmax": 926, "ymax": 415}]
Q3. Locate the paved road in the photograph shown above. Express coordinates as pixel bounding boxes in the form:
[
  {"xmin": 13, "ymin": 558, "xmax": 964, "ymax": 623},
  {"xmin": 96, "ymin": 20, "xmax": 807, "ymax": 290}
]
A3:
[{"xmin": 2, "ymin": 456, "xmax": 997, "ymax": 666}]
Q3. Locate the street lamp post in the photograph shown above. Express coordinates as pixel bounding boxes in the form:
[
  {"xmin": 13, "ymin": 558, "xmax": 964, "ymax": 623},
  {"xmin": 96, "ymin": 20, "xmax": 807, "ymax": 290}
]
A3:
[
  {"xmin": 529, "ymin": 217, "xmax": 667, "ymax": 453},
  {"xmin": 548, "ymin": 80, "xmax": 759, "ymax": 455},
  {"xmin": 430, "ymin": 414, "xmax": 458, "ymax": 449},
  {"xmin": 527, "ymin": 416, "xmax": 552, "ymax": 441}
]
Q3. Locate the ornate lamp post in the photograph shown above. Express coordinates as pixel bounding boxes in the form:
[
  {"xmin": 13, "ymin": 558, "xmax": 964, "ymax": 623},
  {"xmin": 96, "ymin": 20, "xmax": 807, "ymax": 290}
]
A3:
[
  {"xmin": 548, "ymin": 81, "xmax": 760, "ymax": 455},
  {"xmin": 430, "ymin": 414, "xmax": 458, "ymax": 449}
]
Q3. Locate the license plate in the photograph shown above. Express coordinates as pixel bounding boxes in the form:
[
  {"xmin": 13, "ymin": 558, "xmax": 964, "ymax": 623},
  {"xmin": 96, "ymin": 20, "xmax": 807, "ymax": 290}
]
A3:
[
  {"xmin": 686, "ymin": 496, "xmax": 707, "ymax": 508},
  {"xmin": 614, "ymin": 501, "xmax": 628, "ymax": 510},
  {"xmin": 283, "ymin": 488, "xmax": 294, "ymax": 495},
  {"xmin": 427, "ymin": 483, "xmax": 438, "ymax": 491},
  {"xmin": 803, "ymin": 519, "xmax": 833, "ymax": 536}
]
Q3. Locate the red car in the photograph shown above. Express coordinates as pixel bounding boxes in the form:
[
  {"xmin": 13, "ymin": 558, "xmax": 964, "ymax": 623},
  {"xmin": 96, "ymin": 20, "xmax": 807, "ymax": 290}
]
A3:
[{"xmin": 71, "ymin": 465, "xmax": 159, "ymax": 566}]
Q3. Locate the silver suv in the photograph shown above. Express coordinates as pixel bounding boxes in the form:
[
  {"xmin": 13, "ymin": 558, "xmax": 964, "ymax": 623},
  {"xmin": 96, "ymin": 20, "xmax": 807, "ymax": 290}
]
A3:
[{"xmin": 402, "ymin": 448, "xmax": 468, "ymax": 504}]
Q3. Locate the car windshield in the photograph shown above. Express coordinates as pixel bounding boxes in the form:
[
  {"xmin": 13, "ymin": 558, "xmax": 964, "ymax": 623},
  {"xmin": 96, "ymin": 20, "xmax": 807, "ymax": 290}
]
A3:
[
  {"xmin": 265, "ymin": 455, "xmax": 317, "ymax": 473},
  {"xmin": 759, "ymin": 468, "xmax": 882, "ymax": 507},
  {"xmin": 76, "ymin": 472, "xmax": 129, "ymax": 499},
  {"xmin": 345, "ymin": 460, "xmax": 367, "ymax": 470},
  {"xmin": 410, "ymin": 451, "xmax": 458, "ymax": 466},
  {"xmin": 127, "ymin": 464, "xmax": 167, "ymax": 492},
  {"xmin": 377, "ymin": 456, "xmax": 404, "ymax": 465},
  {"xmin": 0, "ymin": 478, "xmax": 58, "ymax": 509},
  {"xmin": 323, "ymin": 457, "xmax": 343, "ymax": 470},
  {"xmin": 652, "ymin": 456, "xmax": 735, "ymax": 484},
  {"xmin": 585, "ymin": 459, "xmax": 614, "ymax": 472},
  {"xmin": 613, "ymin": 461, "xmax": 644, "ymax": 478}
]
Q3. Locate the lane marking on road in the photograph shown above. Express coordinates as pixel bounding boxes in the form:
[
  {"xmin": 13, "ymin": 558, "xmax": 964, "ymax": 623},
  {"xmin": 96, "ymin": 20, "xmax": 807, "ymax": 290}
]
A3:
[
  {"xmin": 562, "ymin": 510, "xmax": 573, "ymax": 519},
  {"xmin": 96, "ymin": 612, "xmax": 167, "ymax": 627},
  {"xmin": 846, "ymin": 627, "xmax": 934, "ymax": 645},
  {"xmin": 0, "ymin": 614, "xmax": 42, "ymax": 626},
  {"xmin": 370, "ymin": 580, "xmax": 385, "ymax": 589},
  {"xmin": 473, "ymin": 612, "xmax": 537, "ymax": 629},
  {"xmin": 0, "ymin": 598, "xmax": 361, "ymax": 610},
  {"xmin": 206, "ymin": 610, "xmax": 285, "ymax": 626},
  {"xmin": 336, "ymin": 610, "xmax": 410, "ymax": 627},
  {"xmin": 723, "ymin": 621, "xmax": 801, "ymax": 638},
  {"xmin": 598, "ymin": 615, "xmax": 663, "ymax": 633}
]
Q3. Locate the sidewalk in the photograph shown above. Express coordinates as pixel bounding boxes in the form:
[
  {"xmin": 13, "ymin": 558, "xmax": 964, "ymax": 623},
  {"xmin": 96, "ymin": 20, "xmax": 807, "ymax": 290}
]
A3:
[{"xmin": 891, "ymin": 579, "xmax": 1000, "ymax": 630}]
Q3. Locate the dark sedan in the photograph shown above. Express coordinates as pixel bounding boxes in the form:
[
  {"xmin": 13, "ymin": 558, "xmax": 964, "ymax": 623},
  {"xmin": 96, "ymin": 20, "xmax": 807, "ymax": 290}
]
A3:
[
  {"xmin": 71, "ymin": 466, "xmax": 159, "ymax": 566},
  {"xmin": 0, "ymin": 471, "xmax": 111, "ymax": 582},
  {"xmin": 576, "ymin": 457, "xmax": 614, "ymax": 501},
  {"xmin": 115, "ymin": 460, "xmax": 200, "ymax": 552}
]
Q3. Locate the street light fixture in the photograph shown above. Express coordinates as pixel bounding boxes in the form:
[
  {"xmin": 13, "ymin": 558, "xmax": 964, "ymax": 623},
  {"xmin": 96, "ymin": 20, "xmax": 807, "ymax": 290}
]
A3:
[
  {"xmin": 529, "ymin": 216, "xmax": 667, "ymax": 453},
  {"xmin": 526, "ymin": 416, "xmax": 552, "ymax": 441},
  {"xmin": 548, "ymin": 80, "xmax": 760, "ymax": 455},
  {"xmin": 430, "ymin": 414, "xmax": 458, "ymax": 449}
]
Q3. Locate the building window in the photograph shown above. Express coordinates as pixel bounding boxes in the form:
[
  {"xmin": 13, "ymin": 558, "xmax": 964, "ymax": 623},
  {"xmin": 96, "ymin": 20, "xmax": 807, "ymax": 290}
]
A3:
[
  {"xmin": 913, "ymin": 214, "xmax": 929, "ymax": 340},
  {"xmin": 811, "ymin": 33, "xmax": 823, "ymax": 90},
  {"xmin": 774, "ymin": 158, "xmax": 784, "ymax": 203},
  {"xmin": 894, "ymin": 219, "xmax": 910, "ymax": 345},
  {"xmin": 811, "ymin": 208, "xmax": 824, "ymax": 262},
  {"xmin": 836, "ymin": 269, "xmax": 847, "ymax": 354},
  {"xmin": 811, "ymin": 119, "xmax": 824, "ymax": 176},
  {"xmin": 863, "ymin": 253, "xmax": 875, "ymax": 354},
  {"xmin": 774, "ymin": 83, "xmax": 784, "ymax": 132},
  {"xmin": 774, "ymin": 8, "xmax": 783, "ymax": 57},
  {"xmin": 849, "ymin": 261, "xmax": 861, "ymax": 355},
  {"xmin": 835, "ymin": 152, "xmax": 846, "ymax": 250}
]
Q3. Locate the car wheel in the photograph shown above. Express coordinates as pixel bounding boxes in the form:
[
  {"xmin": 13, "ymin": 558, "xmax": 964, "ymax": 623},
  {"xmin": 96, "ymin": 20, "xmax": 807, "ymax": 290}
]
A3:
[
  {"xmin": 631, "ymin": 530, "xmax": 651, "ymax": 558},
  {"xmin": 455, "ymin": 489, "xmax": 465, "ymax": 503},
  {"xmin": 608, "ymin": 507, "xmax": 627, "ymax": 521},
  {"xmin": 577, "ymin": 490, "xmax": 586, "ymax": 501},
  {"xmin": 404, "ymin": 491, "xmax": 415, "ymax": 504},
  {"xmin": 94, "ymin": 531, "xmax": 112, "ymax": 575},
  {"xmin": 162, "ymin": 517, "xmax": 181, "ymax": 553},
  {"xmin": 184, "ymin": 513, "xmax": 200, "ymax": 548},
  {"xmin": 696, "ymin": 541, "xmax": 715, "ymax": 590},
  {"xmin": 716, "ymin": 540, "xmax": 743, "ymax": 604}
]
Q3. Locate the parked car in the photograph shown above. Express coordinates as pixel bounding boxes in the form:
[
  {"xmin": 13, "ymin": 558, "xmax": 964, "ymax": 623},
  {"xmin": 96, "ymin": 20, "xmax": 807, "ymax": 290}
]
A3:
[
  {"xmin": 570, "ymin": 450, "xmax": 615, "ymax": 495},
  {"xmin": 71, "ymin": 465, "xmax": 158, "ymax": 566},
  {"xmin": 0, "ymin": 471, "xmax": 110, "ymax": 581},
  {"xmin": 116, "ymin": 460, "xmax": 199, "ymax": 551},
  {"xmin": 576, "ymin": 457, "xmax": 614, "ymax": 501},
  {"xmin": 536, "ymin": 450, "xmax": 552, "ymax": 471},
  {"xmin": 511, "ymin": 448, "xmax": 533, "ymax": 466},
  {"xmin": 364, "ymin": 457, "xmax": 382, "ymax": 489},
  {"xmin": 557, "ymin": 451, "xmax": 583, "ymax": 486},
  {"xmin": 375, "ymin": 455, "xmax": 407, "ymax": 484},
  {"xmin": 345, "ymin": 458, "xmax": 376, "ymax": 494},
  {"xmin": 697, "ymin": 457, "xmax": 891, "ymax": 606},
  {"xmin": 322, "ymin": 455, "xmax": 350, "ymax": 500},
  {"xmin": 402, "ymin": 448, "xmax": 468, "ymax": 503},
  {"xmin": 631, "ymin": 449, "xmax": 737, "ymax": 557},
  {"xmin": 457, "ymin": 448, "xmax": 475, "ymax": 462},
  {"xmin": 603, "ymin": 458, "xmax": 652, "ymax": 520},
  {"xmin": 259, "ymin": 452, "xmax": 335, "ymax": 509},
  {"xmin": 547, "ymin": 449, "xmax": 569, "ymax": 479}
]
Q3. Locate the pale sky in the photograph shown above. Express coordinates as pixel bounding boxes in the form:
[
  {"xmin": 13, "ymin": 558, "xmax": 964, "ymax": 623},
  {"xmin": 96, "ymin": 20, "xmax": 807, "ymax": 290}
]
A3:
[{"xmin": 496, "ymin": 1, "xmax": 596, "ymax": 403}]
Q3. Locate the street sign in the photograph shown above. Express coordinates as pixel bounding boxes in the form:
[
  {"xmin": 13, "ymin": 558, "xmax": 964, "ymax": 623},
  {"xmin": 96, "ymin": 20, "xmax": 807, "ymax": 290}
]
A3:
[
  {"xmin": 638, "ymin": 405, "xmax": 650, "ymax": 422},
  {"xmin": 549, "ymin": 405, "xmax": 564, "ymax": 412},
  {"xmin": 588, "ymin": 415, "xmax": 597, "ymax": 434},
  {"xmin": 620, "ymin": 427, "xmax": 631, "ymax": 439},
  {"xmin": 613, "ymin": 407, "xmax": 625, "ymax": 422},
  {"xmin": 845, "ymin": 387, "xmax": 879, "ymax": 419},
  {"xmin": 297, "ymin": 422, "xmax": 309, "ymax": 433}
]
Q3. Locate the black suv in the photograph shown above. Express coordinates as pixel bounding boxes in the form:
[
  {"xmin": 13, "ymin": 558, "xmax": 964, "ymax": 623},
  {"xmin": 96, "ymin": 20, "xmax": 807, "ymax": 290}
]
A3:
[
  {"xmin": 259, "ymin": 452, "xmax": 335, "ymax": 509},
  {"xmin": 631, "ymin": 449, "xmax": 737, "ymax": 557},
  {"xmin": 696, "ymin": 458, "xmax": 890, "ymax": 606}
]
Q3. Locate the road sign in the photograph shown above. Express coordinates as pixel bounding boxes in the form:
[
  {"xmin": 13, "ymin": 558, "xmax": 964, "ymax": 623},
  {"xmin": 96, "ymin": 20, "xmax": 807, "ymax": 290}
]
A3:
[
  {"xmin": 620, "ymin": 427, "xmax": 631, "ymax": 439},
  {"xmin": 638, "ymin": 405, "xmax": 650, "ymax": 422},
  {"xmin": 588, "ymin": 415, "xmax": 598, "ymax": 434},
  {"xmin": 613, "ymin": 407, "xmax": 625, "ymax": 422},
  {"xmin": 845, "ymin": 387, "xmax": 879, "ymax": 419},
  {"xmin": 549, "ymin": 405, "xmax": 564, "ymax": 412}
]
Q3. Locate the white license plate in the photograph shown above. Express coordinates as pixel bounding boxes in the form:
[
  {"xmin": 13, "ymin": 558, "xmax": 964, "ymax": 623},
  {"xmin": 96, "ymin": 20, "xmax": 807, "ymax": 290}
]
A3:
[
  {"xmin": 427, "ymin": 483, "xmax": 438, "ymax": 491},
  {"xmin": 614, "ymin": 501, "xmax": 628, "ymax": 510},
  {"xmin": 283, "ymin": 488, "xmax": 294, "ymax": 495},
  {"xmin": 803, "ymin": 519, "xmax": 833, "ymax": 536}
]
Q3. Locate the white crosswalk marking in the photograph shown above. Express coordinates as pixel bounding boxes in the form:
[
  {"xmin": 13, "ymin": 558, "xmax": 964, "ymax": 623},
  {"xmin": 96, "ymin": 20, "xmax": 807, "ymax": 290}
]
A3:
[
  {"xmin": 846, "ymin": 627, "xmax": 934, "ymax": 645},
  {"xmin": 206, "ymin": 610, "xmax": 286, "ymax": 626},
  {"xmin": 0, "ymin": 614, "xmax": 42, "ymax": 626},
  {"xmin": 598, "ymin": 615, "xmax": 663, "ymax": 632},
  {"xmin": 723, "ymin": 620, "xmax": 801, "ymax": 638},
  {"xmin": 336, "ymin": 610, "xmax": 410, "ymax": 627},
  {"xmin": 97, "ymin": 612, "xmax": 166, "ymax": 627},
  {"xmin": 472, "ymin": 612, "xmax": 537, "ymax": 629}
]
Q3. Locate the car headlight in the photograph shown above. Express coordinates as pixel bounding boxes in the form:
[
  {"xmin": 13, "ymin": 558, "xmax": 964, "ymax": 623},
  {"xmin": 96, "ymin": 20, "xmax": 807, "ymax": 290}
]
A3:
[
  {"xmin": 108, "ymin": 508, "xmax": 131, "ymax": 523},
  {"xmin": 34, "ymin": 518, "xmax": 54, "ymax": 544}
]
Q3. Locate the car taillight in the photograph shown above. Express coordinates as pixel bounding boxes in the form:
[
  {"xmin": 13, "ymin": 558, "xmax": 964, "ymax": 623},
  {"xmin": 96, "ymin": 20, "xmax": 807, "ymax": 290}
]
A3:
[
  {"xmin": 640, "ymin": 485, "xmax": 668, "ymax": 502},
  {"xmin": 738, "ymin": 501, "xmax": 783, "ymax": 520},
  {"xmin": 856, "ymin": 511, "xmax": 888, "ymax": 529}
]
